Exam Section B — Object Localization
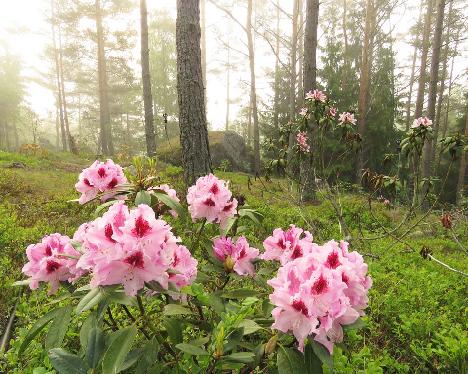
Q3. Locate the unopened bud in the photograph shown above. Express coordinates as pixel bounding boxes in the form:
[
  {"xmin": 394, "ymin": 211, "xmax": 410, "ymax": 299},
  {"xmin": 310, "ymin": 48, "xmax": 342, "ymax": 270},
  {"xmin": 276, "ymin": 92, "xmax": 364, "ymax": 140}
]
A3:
[
  {"xmin": 224, "ymin": 256, "xmax": 235, "ymax": 272},
  {"xmin": 264, "ymin": 334, "xmax": 278, "ymax": 354}
]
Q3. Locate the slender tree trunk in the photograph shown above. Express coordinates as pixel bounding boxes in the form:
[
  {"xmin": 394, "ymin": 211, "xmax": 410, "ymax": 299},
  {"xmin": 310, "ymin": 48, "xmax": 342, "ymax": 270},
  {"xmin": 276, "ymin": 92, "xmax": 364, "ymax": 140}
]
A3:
[
  {"xmin": 51, "ymin": 0, "xmax": 67, "ymax": 152},
  {"xmin": 456, "ymin": 113, "xmax": 468, "ymax": 204},
  {"xmin": 300, "ymin": 0, "xmax": 319, "ymax": 202},
  {"xmin": 341, "ymin": 0, "xmax": 348, "ymax": 93},
  {"xmin": 140, "ymin": 0, "xmax": 156, "ymax": 157},
  {"xmin": 297, "ymin": 0, "xmax": 304, "ymax": 101},
  {"xmin": 286, "ymin": 0, "xmax": 300, "ymax": 170},
  {"xmin": 273, "ymin": 0, "xmax": 280, "ymax": 139},
  {"xmin": 405, "ymin": 0, "xmax": 424, "ymax": 131},
  {"xmin": 225, "ymin": 41, "xmax": 230, "ymax": 131},
  {"xmin": 356, "ymin": 0, "xmax": 375, "ymax": 180},
  {"xmin": 176, "ymin": 0, "xmax": 212, "ymax": 184},
  {"xmin": 55, "ymin": 106, "xmax": 60, "ymax": 149},
  {"xmin": 247, "ymin": 99, "xmax": 252, "ymax": 147},
  {"xmin": 247, "ymin": 0, "xmax": 260, "ymax": 174},
  {"xmin": 414, "ymin": 0, "xmax": 434, "ymax": 119},
  {"xmin": 431, "ymin": 0, "xmax": 452, "ymax": 164},
  {"xmin": 200, "ymin": 0, "xmax": 207, "ymax": 116},
  {"xmin": 95, "ymin": 0, "xmax": 113, "ymax": 155},
  {"xmin": 422, "ymin": 0, "xmax": 446, "ymax": 183}
]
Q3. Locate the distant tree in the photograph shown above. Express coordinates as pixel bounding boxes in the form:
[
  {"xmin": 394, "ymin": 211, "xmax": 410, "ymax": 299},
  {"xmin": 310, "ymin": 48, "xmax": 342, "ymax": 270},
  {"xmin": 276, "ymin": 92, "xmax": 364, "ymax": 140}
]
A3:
[
  {"xmin": 140, "ymin": 0, "xmax": 156, "ymax": 157},
  {"xmin": 176, "ymin": 0, "xmax": 212, "ymax": 184},
  {"xmin": 456, "ymin": 110, "xmax": 467, "ymax": 204}
]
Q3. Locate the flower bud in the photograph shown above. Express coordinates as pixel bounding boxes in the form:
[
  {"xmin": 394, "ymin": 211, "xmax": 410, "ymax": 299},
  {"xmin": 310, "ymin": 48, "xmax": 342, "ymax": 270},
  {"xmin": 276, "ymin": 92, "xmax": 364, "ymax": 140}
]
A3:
[
  {"xmin": 224, "ymin": 256, "xmax": 235, "ymax": 272},
  {"xmin": 264, "ymin": 334, "xmax": 278, "ymax": 354}
]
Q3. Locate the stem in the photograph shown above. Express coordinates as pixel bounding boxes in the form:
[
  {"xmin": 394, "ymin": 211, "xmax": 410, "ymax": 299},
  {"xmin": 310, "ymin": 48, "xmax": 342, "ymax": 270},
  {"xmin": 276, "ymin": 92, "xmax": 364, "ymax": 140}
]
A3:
[
  {"xmin": 121, "ymin": 305, "xmax": 151, "ymax": 339},
  {"xmin": 427, "ymin": 254, "xmax": 468, "ymax": 277},
  {"xmin": 106, "ymin": 307, "xmax": 118, "ymax": 330}
]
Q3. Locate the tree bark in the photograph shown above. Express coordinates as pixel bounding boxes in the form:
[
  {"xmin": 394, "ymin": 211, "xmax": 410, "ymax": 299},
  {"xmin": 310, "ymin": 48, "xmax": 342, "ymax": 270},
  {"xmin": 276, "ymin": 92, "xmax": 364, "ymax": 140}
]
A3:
[
  {"xmin": 140, "ymin": 0, "xmax": 156, "ymax": 157},
  {"xmin": 95, "ymin": 0, "xmax": 113, "ymax": 155},
  {"xmin": 273, "ymin": 0, "xmax": 280, "ymax": 139},
  {"xmin": 176, "ymin": 0, "xmax": 212, "ymax": 184},
  {"xmin": 300, "ymin": 0, "xmax": 319, "ymax": 202},
  {"xmin": 246, "ymin": 0, "xmax": 260, "ymax": 174},
  {"xmin": 341, "ymin": 0, "xmax": 348, "ymax": 92},
  {"xmin": 225, "ymin": 41, "xmax": 230, "ymax": 131},
  {"xmin": 297, "ymin": 0, "xmax": 304, "ymax": 101},
  {"xmin": 414, "ymin": 0, "xmax": 434, "ymax": 119},
  {"xmin": 356, "ymin": 0, "xmax": 375, "ymax": 180},
  {"xmin": 200, "ymin": 0, "xmax": 207, "ymax": 115},
  {"xmin": 456, "ymin": 112, "xmax": 468, "ymax": 204},
  {"xmin": 422, "ymin": 0, "xmax": 445, "ymax": 182},
  {"xmin": 405, "ymin": 0, "xmax": 424, "ymax": 131}
]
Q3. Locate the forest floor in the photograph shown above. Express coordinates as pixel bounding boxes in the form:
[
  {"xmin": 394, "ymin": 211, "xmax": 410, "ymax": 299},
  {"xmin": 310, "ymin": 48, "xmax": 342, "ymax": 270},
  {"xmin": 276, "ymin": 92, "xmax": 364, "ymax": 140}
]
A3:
[{"xmin": 0, "ymin": 150, "xmax": 467, "ymax": 373}]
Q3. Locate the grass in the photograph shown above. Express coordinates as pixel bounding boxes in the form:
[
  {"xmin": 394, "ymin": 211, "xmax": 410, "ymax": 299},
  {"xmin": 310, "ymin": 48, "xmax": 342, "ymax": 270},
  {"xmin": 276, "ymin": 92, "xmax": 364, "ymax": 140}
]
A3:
[{"xmin": 0, "ymin": 151, "xmax": 466, "ymax": 373}]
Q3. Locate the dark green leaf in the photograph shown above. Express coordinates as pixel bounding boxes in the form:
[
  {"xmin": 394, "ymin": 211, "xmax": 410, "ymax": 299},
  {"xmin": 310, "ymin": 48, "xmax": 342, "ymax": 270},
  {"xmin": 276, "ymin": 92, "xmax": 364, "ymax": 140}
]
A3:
[
  {"xmin": 311, "ymin": 341, "xmax": 333, "ymax": 370},
  {"xmin": 48, "ymin": 348, "xmax": 88, "ymax": 374},
  {"xmin": 101, "ymin": 325, "xmax": 137, "ymax": 374},
  {"xmin": 221, "ymin": 289, "xmax": 260, "ymax": 298},
  {"xmin": 304, "ymin": 343, "xmax": 323, "ymax": 374},
  {"xmin": 163, "ymin": 304, "xmax": 194, "ymax": 316},
  {"xmin": 224, "ymin": 351, "xmax": 255, "ymax": 363},
  {"xmin": 343, "ymin": 317, "xmax": 365, "ymax": 331},
  {"xmin": 277, "ymin": 346, "xmax": 306, "ymax": 374},
  {"xmin": 164, "ymin": 318, "xmax": 183, "ymax": 344},
  {"xmin": 76, "ymin": 287, "xmax": 104, "ymax": 314},
  {"xmin": 45, "ymin": 305, "xmax": 72, "ymax": 349},
  {"xmin": 135, "ymin": 190, "xmax": 152, "ymax": 206},
  {"xmin": 153, "ymin": 192, "xmax": 185, "ymax": 217},
  {"xmin": 86, "ymin": 327, "xmax": 105, "ymax": 369},
  {"xmin": 238, "ymin": 319, "xmax": 262, "ymax": 335},
  {"xmin": 175, "ymin": 343, "xmax": 209, "ymax": 356}
]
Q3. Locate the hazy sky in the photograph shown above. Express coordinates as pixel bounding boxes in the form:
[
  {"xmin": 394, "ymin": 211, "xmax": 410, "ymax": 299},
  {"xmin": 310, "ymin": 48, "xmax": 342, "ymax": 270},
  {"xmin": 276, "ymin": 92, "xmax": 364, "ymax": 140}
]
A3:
[{"xmin": 0, "ymin": 0, "xmax": 466, "ymax": 132}]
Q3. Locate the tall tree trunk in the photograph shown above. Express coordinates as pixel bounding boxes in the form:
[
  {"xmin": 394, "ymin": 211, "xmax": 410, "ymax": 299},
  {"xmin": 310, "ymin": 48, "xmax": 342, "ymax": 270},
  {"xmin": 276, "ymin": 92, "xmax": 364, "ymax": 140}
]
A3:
[
  {"xmin": 356, "ymin": 0, "xmax": 375, "ymax": 180},
  {"xmin": 200, "ymin": 0, "xmax": 207, "ymax": 116},
  {"xmin": 341, "ymin": 0, "xmax": 348, "ymax": 93},
  {"xmin": 405, "ymin": 0, "xmax": 424, "ymax": 131},
  {"xmin": 286, "ymin": 0, "xmax": 300, "ymax": 170},
  {"xmin": 140, "ymin": 0, "xmax": 156, "ymax": 157},
  {"xmin": 297, "ymin": 0, "xmax": 304, "ymax": 101},
  {"xmin": 456, "ymin": 112, "xmax": 468, "ymax": 204},
  {"xmin": 225, "ymin": 41, "xmax": 230, "ymax": 131},
  {"xmin": 51, "ymin": 0, "xmax": 67, "ymax": 151},
  {"xmin": 273, "ymin": 0, "xmax": 280, "ymax": 139},
  {"xmin": 422, "ymin": 0, "xmax": 445, "ymax": 183},
  {"xmin": 414, "ymin": 0, "xmax": 434, "ymax": 119},
  {"xmin": 431, "ymin": 0, "xmax": 452, "ymax": 163},
  {"xmin": 95, "ymin": 0, "xmax": 113, "ymax": 155},
  {"xmin": 176, "ymin": 0, "xmax": 212, "ymax": 184},
  {"xmin": 247, "ymin": 0, "xmax": 260, "ymax": 174},
  {"xmin": 300, "ymin": 0, "xmax": 319, "ymax": 202},
  {"xmin": 55, "ymin": 106, "xmax": 60, "ymax": 149}
]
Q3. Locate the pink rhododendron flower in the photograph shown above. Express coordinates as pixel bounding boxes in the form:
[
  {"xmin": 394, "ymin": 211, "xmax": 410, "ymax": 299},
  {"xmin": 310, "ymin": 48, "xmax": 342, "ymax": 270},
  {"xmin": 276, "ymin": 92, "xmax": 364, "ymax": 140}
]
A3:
[
  {"xmin": 383, "ymin": 199, "xmax": 391, "ymax": 207},
  {"xmin": 187, "ymin": 174, "xmax": 238, "ymax": 228},
  {"xmin": 151, "ymin": 184, "xmax": 180, "ymax": 217},
  {"xmin": 267, "ymin": 238, "xmax": 371, "ymax": 353},
  {"xmin": 213, "ymin": 236, "xmax": 259, "ymax": 276},
  {"xmin": 22, "ymin": 233, "xmax": 82, "ymax": 294},
  {"xmin": 305, "ymin": 89, "xmax": 327, "ymax": 103},
  {"xmin": 338, "ymin": 112, "xmax": 357, "ymax": 125},
  {"xmin": 296, "ymin": 132, "xmax": 310, "ymax": 153},
  {"xmin": 411, "ymin": 116, "xmax": 432, "ymax": 129},
  {"xmin": 75, "ymin": 160, "xmax": 127, "ymax": 204},
  {"xmin": 262, "ymin": 225, "xmax": 316, "ymax": 264},
  {"xmin": 299, "ymin": 107, "xmax": 309, "ymax": 117},
  {"xmin": 73, "ymin": 202, "xmax": 197, "ymax": 296},
  {"xmin": 328, "ymin": 107, "xmax": 337, "ymax": 117}
]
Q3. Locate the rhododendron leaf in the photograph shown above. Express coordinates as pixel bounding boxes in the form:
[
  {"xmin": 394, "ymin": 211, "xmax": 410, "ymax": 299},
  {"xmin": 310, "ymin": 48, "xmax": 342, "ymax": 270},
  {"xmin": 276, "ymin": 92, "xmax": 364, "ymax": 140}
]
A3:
[
  {"xmin": 238, "ymin": 208, "xmax": 264, "ymax": 225},
  {"xmin": 224, "ymin": 327, "xmax": 244, "ymax": 352},
  {"xmin": 86, "ymin": 327, "xmax": 105, "ymax": 369},
  {"xmin": 79, "ymin": 313, "xmax": 98, "ymax": 351},
  {"xmin": 343, "ymin": 317, "xmax": 365, "ymax": 331},
  {"xmin": 153, "ymin": 192, "xmax": 186, "ymax": 218},
  {"xmin": 76, "ymin": 288, "xmax": 104, "ymax": 314},
  {"xmin": 163, "ymin": 304, "xmax": 195, "ymax": 316},
  {"xmin": 311, "ymin": 341, "xmax": 333, "ymax": 370},
  {"xmin": 238, "ymin": 319, "xmax": 262, "ymax": 335},
  {"xmin": 45, "ymin": 305, "xmax": 72, "ymax": 350},
  {"xmin": 101, "ymin": 325, "xmax": 137, "ymax": 374},
  {"xmin": 135, "ymin": 190, "xmax": 152, "ymax": 206},
  {"xmin": 95, "ymin": 200, "xmax": 119, "ymax": 217},
  {"xmin": 176, "ymin": 343, "xmax": 209, "ymax": 356},
  {"xmin": 220, "ymin": 217, "xmax": 237, "ymax": 236},
  {"xmin": 48, "ymin": 348, "xmax": 88, "ymax": 374},
  {"xmin": 19, "ymin": 307, "xmax": 65, "ymax": 354},
  {"xmin": 223, "ymin": 351, "xmax": 255, "ymax": 363},
  {"xmin": 304, "ymin": 343, "xmax": 323, "ymax": 374},
  {"xmin": 277, "ymin": 346, "xmax": 306, "ymax": 374},
  {"xmin": 164, "ymin": 318, "xmax": 183, "ymax": 344},
  {"xmin": 104, "ymin": 289, "xmax": 137, "ymax": 307},
  {"xmin": 120, "ymin": 348, "xmax": 144, "ymax": 371}
]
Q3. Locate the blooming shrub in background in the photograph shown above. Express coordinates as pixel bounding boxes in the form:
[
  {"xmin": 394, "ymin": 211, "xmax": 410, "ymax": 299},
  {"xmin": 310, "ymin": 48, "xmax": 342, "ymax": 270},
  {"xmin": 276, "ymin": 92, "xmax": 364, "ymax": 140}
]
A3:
[{"xmin": 16, "ymin": 157, "xmax": 371, "ymax": 373}]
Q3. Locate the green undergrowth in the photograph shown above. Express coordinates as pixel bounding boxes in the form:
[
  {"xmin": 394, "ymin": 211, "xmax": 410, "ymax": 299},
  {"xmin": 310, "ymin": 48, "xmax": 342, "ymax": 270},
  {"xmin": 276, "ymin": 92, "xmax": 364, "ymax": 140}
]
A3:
[{"xmin": 0, "ymin": 151, "xmax": 466, "ymax": 373}]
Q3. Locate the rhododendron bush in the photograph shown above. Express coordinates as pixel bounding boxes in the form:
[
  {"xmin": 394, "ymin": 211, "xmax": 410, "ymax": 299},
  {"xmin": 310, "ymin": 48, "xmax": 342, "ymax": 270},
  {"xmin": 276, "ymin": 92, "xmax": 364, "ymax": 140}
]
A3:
[{"xmin": 15, "ymin": 158, "xmax": 371, "ymax": 373}]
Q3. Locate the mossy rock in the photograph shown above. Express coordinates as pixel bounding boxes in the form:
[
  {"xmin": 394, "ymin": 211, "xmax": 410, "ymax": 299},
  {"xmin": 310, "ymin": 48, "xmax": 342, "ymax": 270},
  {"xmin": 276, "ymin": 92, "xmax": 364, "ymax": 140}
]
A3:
[{"xmin": 157, "ymin": 131, "xmax": 252, "ymax": 172}]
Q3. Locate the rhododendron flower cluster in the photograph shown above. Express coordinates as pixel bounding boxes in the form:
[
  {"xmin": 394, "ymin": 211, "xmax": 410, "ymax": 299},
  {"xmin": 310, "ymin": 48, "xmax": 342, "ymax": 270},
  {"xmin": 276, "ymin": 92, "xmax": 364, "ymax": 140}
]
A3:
[
  {"xmin": 338, "ymin": 112, "xmax": 357, "ymax": 125},
  {"xmin": 266, "ymin": 235, "xmax": 372, "ymax": 353},
  {"xmin": 411, "ymin": 116, "xmax": 432, "ymax": 129},
  {"xmin": 187, "ymin": 174, "xmax": 237, "ymax": 228},
  {"xmin": 73, "ymin": 202, "xmax": 197, "ymax": 296},
  {"xmin": 22, "ymin": 234, "xmax": 82, "ymax": 294},
  {"xmin": 299, "ymin": 107, "xmax": 309, "ymax": 117},
  {"xmin": 213, "ymin": 236, "xmax": 259, "ymax": 275},
  {"xmin": 296, "ymin": 132, "xmax": 310, "ymax": 153},
  {"xmin": 305, "ymin": 89, "xmax": 327, "ymax": 103},
  {"xmin": 75, "ymin": 159, "xmax": 127, "ymax": 204},
  {"xmin": 262, "ymin": 225, "xmax": 317, "ymax": 264},
  {"xmin": 327, "ymin": 106, "xmax": 337, "ymax": 118}
]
